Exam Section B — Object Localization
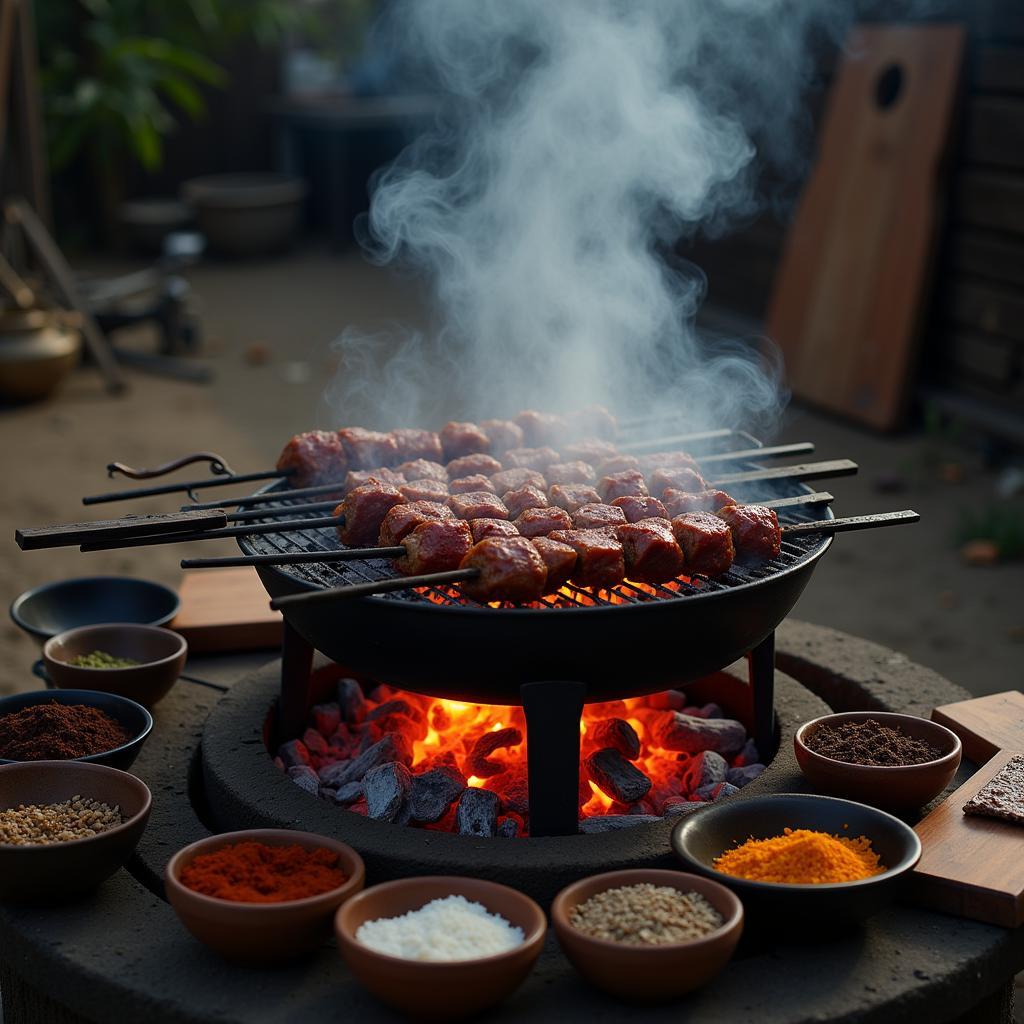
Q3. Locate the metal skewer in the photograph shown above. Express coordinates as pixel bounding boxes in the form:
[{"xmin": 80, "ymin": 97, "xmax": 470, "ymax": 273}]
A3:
[{"xmin": 83, "ymin": 469, "xmax": 290, "ymax": 506}]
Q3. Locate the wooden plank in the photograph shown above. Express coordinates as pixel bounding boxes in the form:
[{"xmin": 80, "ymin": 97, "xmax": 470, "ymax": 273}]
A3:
[
  {"xmin": 170, "ymin": 569, "xmax": 283, "ymax": 654},
  {"xmin": 947, "ymin": 279, "xmax": 1024, "ymax": 343},
  {"xmin": 973, "ymin": 45, "xmax": 1024, "ymax": 94},
  {"xmin": 964, "ymin": 97, "xmax": 1024, "ymax": 170},
  {"xmin": 766, "ymin": 26, "xmax": 965, "ymax": 431},
  {"xmin": 948, "ymin": 229, "xmax": 1024, "ymax": 288},
  {"xmin": 954, "ymin": 170, "xmax": 1024, "ymax": 235},
  {"xmin": 912, "ymin": 748, "xmax": 1024, "ymax": 928},
  {"xmin": 15, "ymin": 509, "xmax": 228, "ymax": 550},
  {"xmin": 931, "ymin": 691, "xmax": 1024, "ymax": 764}
]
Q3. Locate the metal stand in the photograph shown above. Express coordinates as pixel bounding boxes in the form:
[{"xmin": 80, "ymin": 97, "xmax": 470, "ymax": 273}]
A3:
[
  {"xmin": 279, "ymin": 620, "xmax": 315, "ymax": 739},
  {"xmin": 748, "ymin": 631, "xmax": 776, "ymax": 758},
  {"xmin": 520, "ymin": 680, "xmax": 586, "ymax": 838}
]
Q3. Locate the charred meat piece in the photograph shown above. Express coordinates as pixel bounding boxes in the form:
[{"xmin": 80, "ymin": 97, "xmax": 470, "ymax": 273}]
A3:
[
  {"xmin": 671, "ymin": 512, "xmax": 735, "ymax": 577},
  {"xmin": 450, "ymin": 474, "xmax": 495, "ymax": 495},
  {"xmin": 566, "ymin": 404, "xmax": 617, "ymax": 440},
  {"xmin": 649, "ymin": 466, "xmax": 706, "ymax": 497},
  {"xmin": 378, "ymin": 501, "xmax": 454, "ymax": 546},
  {"xmin": 572, "ymin": 503, "xmax": 627, "ymax": 531},
  {"xmin": 531, "ymin": 537, "xmax": 578, "ymax": 592},
  {"xmin": 342, "ymin": 467, "xmax": 405, "ymax": 495},
  {"xmin": 276, "ymin": 431, "xmax": 348, "ymax": 487},
  {"xmin": 459, "ymin": 536, "xmax": 548, "ymax": 603},
  {"xmin": 514, "ymin": 410, "xmax": 569, "ymax": 447},
  {"xmin": 548, "ymin": 529, "xmax": 626, "ymax": 589},
  {"xmin": 502, "ymin": 485, "xmax": 549, "ymax": 519},
  {"xmin": 396, "ymin": 519, "xmax": 473, "ymax": 575},
  {"xmin": 399, "ymin": 478, "xmax": 450, "ymax": 503},
  {"xmin": 597, "ymin": 469, "xmax": 649, "ymax": 503},
  {"xmin": 479, "ymin": 418, "xmax": 524, "ymax": 455},
  {"xmin": 470, "ymin": 518, "xmax": 520, "ymax": 543},
  {"xmin": 637, "ymin": 451, "xmax": 701, "ymax": 473},
  {"xmin": 561, "ymin": 438, "xmax": 618, "ymax": 464},
  {"xmin": 490, "ymin": 467, "xmax": 546, "ymax": 494},
  {"xmin": 446, "ymin": 452, "xmax": 503, "ymax": 478},
  {"xmin": 338, "ymin": 428, "xmax": 400, "ymax": 470},
  {"xmin": 717, "ymin": 503, "xmax": 782, "ymax": 561},
  {"xmin": 337, "ymin": 482, "xmax": 404, "ymax": 547},
  {"xmin": 397, "ymin": 459, "xmax": 448, "ymax": 483},
  {"xmin": 662, "ymin": 488, "xmax": 734, "ymax": 517},
  {"xmin": 596, "ymin": 454, "xmax": 640, "ymax": 477},
  {"xmin": 440, "ymin": 421, "xmax": 490, "ymax": 462},
  {"xmin": 612, "ymin": 494, "xmax": 668, "ymax": 523},
  {"xmin": 616, "ymin": 518, "xmax": 685, "ymax": 584},
  {"xmin": 549, "ymin": 483, "xmax": 602, "ymax": 514},
  {"xmin": 546, "ymin": 460, "xmax": 595, "ymax": 485},
  {"xmin": 504, "ymin": 446, "xmax": 560, "ymax": 471},
  {"xmin": 514, "ymin": 505, "xmax": 573, "ymax": 538},
  {"xmin": 447, "ymin": 490, "xmax": 509, "ymax": 521},
  {"xmin": 391, "ymin": 428, "xmax": 443, "ymax": 463}
]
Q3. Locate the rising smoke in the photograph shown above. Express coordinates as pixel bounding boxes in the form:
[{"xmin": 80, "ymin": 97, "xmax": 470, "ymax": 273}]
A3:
[{"xmin": 327, "ymin": 0, "xmax": 853, "ymax": 435}]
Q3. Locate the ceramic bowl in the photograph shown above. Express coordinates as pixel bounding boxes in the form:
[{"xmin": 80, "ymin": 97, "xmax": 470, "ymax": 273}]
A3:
[
  {"xmin": 0, "ymin": 760, "xmax": 151, "ymax": 902},
  {"xmin": 551, "ymin": 868, "xmax": 743, "ymax": 1000},
  {"xmin": 165, "ymin": 829, "xmax": 365, "ymax": 963},
  {"xmin": 0, "ymin": 689, "xmax": 153, "ymax": 769},
  {"xmin": 794, "ymin": 711, "xmax": 961, "ymax": 809},
  {"xmin": 672, "ymin": 793, "xmax": 922, "ymax": 926},
  {"xmin": 44, "ymin": 624, "xmax": 187, "ymax": 708},
  {"xmin": 335, "ymin": 875, "xmax": 547, "ymax": 1019},
  {"xmin": 10, "ymin": 576, "xmax": 180, "ymax": 644}
]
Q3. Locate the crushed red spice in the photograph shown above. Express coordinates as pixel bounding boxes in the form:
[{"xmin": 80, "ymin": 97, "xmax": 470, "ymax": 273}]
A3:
[
  {"xmin": 806, "ymin": 718, "xmax": 941, "ymax": 767},
  {"xmin": 0, "ymin": 702, "xmax": 130, "ymax": 761}
]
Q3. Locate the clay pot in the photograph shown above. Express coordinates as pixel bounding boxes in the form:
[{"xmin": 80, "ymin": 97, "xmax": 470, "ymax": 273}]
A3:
[{"xmin": 0, "ymin": 309, "xmax": 80, "ymax": 401}]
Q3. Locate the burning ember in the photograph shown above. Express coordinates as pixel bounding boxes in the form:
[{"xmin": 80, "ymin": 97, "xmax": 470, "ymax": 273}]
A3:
[{"xmin": 275, "ymin": 672, "xmax": 765, "ymax": 837}]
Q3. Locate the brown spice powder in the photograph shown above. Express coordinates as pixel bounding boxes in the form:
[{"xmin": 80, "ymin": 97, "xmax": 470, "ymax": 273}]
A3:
[{"xmin": 806, "ymin": 718, "xmax": 941, "ymax": 767}]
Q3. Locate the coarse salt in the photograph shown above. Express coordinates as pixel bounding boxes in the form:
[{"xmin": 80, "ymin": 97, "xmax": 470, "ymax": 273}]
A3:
[{"xmin": 356, "ymin": 894, "xmax": 524, "ymax": 961}]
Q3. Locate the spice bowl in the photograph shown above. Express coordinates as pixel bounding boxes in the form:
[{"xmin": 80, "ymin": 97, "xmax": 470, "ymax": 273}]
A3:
[
  {"xmin": 165, "ymin": 829, "xmax": 365, "ymax": 964},
  {"xmin": 0, "ymin": 760, "xmax": 151, "ymax": 903},
  {"xmin": 0, "ymin": 689, "xmax": 153, "ymax": 770},
  {"xmin": 672, "ymin": 793, "xmax": 922, "ymax": 926},
  {"xmin": 44, "ymin": 623, "xmax": 188, "ymax": 708},
  {"xmin": 335, "ymin": 876, "xmax": 547, "ymax": 1019},
  {"xmin": 551, "ymin": 868, "xmax": 743, "ymax": 1001},
  {"xmin": 794, "ymin": 711, "xmax": 962, "ymax": 809}
]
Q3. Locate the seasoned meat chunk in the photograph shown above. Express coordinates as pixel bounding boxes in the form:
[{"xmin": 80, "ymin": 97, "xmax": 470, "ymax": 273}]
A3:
[
  {"xmin": 596, "ymin": 454, "xmax": 640, "ymax": 476},
  {"xmin": 717, "ymin": 504, "xmax": 782, "ymax": 561},
  {"xmin": 566, "ymin": 404, "xmax": 617, "ymax": 440},
  {"xmin": 649, "ymin": 466, "xmax": 706, "ymax": 497},
  {"xmin": 502, "ymin": 485, "xmax": 549, "ymax": 519},
  {"xmin": 338, "ymin": 428, "xmax": 400, "ymax": 470},
  {"xmin": 397, "ymin": 459, "xmax": 448, "ymax": 483},
  {"xmin": 671, "ymin": 512, "xmax": 735, "ymax": 577},
  {"xmin": 504, "ymin": 446, "xmax": 560, "ymax": 471},
  {"xmin": 546, "ymin": 460, "xmax": 595, "ymax": 485},
  {"xmin": 548, "ymin": 483, "xmax": 602, "ymax": 513},
  {"xmin": 337, "ymin": 482, "xmax": 404, "ymax": 547},
  {"xmin": 440, "ymin": 421, "xmax": 490, "ymax": 461},
  {"xmin": 548, "ymin": 529, "xmax": 625, "ymax": 589},
  {"xmin": 450, "ymin": 474, "xmax": 495, "ymax": 495},
  {"xmin": 342, "ymin": 467, "xmax": 405, "ymax": 495},
  {"xmin": 561, "ymin": 438, "xmax": 617, "ymax": 464},
  {"xmin": 514, "ymin": 410, "xmax": 569, "ymax": 447},
  {"xmin": 597, "ymin": 469, "xmax": 649, "ymax": 503},
  {"xmin": 637, "ymin": 451, "xmax": 701, "ymax": 473},
  {"xmin": 276, "ymin": 431, "xmax": 348, "ymax": 487},
  {"xmin": 396, "ymin": 519, "xmax": 473, "ymax": 575},
  {"xmin": 447, "ymin": 491, "xmax": 509, "ymax": 521},
  {"xmin": 399, "ymin": 478, "xmax": 450, "ymax": 503},
  {"xmin": 470, "ymin": 518, "xmax": 520, "ymax": 543},
  {"xmin": 379, "ymin": 501, "xmax": 454, "ymax": 546},
  {"xmin": 391, "ymin": 428, "xmax": 443, "ymax": 463},
  {"xmin": 459, "ymin": 536, "xmax": 548, "ymax": 604},
  {"xmin": 617, "ymin": 519, "xmax": 685, "ymax": 584},
  {"xmin": 572, "ymin": 503, "xmax": 627, "ymax": 531},
  {"xmin": 612, "ymin": 495, "xmax": 668, "ymax": 523},
  {"xmin": 662, "ymin": 488, "xmax": 734, "ymax": 517},
  {"xmin": 531, "ymin": 537, "xmax": 578, "ymax": 592},
  {"xmin": 490, "ymin": 468, "xmax": 546, "ymax": 494},
  {"xmin": 446, "ymin": 453, "xmax": 503, "ymax": 478},
  {"xmin": 480, "ymin": 418, "xmax": 525, "ymax": 455},
  {"xmin": 514, "ymin": 506, "xmax": 573, "ymax": 538}
]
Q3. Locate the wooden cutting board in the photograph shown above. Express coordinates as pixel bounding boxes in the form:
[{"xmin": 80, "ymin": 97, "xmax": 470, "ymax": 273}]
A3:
[
  {"xmin": 912, "ymin": 748, "xmax": 1024, "ymax": 927},
  {"xmin": 170, "ymin": 568, "xmax": 282, "ymax": 653},
  {"xmin": 766, "ymin": 25, "xmax": 965, "ymax": 430},
  {"xmin": 931, "ymin": 691, "xmax": 1024, "ymax": 765}
]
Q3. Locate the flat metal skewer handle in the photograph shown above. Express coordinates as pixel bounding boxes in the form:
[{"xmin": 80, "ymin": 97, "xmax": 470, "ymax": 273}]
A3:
[
  {"xmin": 269, "ymin": 569, "xmax": 479, "ymax": 609},
  {"xmin": 782, "ymin": 510, "xmax": 919, "ymax": 535},
  {"xmin": 182, "ymin": 546, "xmax": 404, "ymax": 569}
]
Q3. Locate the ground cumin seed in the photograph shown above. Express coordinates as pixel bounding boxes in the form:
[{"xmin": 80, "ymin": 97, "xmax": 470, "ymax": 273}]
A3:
[
  {"xmin": 806, "ymin": 718, "xmax": 942, "ymax": 767},
  {"xmin": 569, "ymin": 883, "xmax": 723, "ymax": 945},
  {"xmin": 0, "ymin": 797, "xmax": 123, "ymax": 845}
]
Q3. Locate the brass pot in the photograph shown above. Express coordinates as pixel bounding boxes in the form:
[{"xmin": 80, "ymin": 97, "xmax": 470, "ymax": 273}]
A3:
[{"xmin": 0, "ymin": 308, "xmax": 81, "ymax": 401}]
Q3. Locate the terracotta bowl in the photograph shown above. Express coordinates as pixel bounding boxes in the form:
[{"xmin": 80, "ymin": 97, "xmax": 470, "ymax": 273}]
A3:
[
  {"xmin": 0, "ymin": 760, "xmax": 151, "ymax": 903},
  {"xmin": 335, "ymin": 875, "xmax": 547, "ymax": 1019},
  {"xmin": 44, "ymin": 623, "xmax": 188, "ymax": 708},
  {"xmin": 795, "ymin": 711, "xmax": 962, "ymax": 809},
  {"xmin": 551, "ymin": 868, "xmax": 743, "ymax": 1001},
  {"xmin": 0, "ymin": 688, "xmax": 153, "ymax": 769},
  {"xmin": 165, "ymin": 829, "xmax": 365, "ymax": 963}
]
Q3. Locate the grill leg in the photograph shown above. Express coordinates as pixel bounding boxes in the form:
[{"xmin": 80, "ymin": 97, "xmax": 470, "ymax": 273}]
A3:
[
  {"xmin": 279, "ymin": 620, "xmax": 315, "ymax": 738},
  {"xmin": 749, "ymin": 631, "xmax": 776, "ymax": 759},
  {"xmin": 520, "ymin": 681, "xmax": 586, "ymax": 837}
]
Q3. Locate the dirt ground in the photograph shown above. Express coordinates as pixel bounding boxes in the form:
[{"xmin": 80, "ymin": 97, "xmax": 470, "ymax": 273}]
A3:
[{"xmin": 0, "ymin": 244, "xmax": 1021, "ymax": 698}]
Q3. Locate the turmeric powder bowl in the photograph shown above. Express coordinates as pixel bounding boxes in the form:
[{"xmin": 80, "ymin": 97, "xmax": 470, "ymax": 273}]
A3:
[{"xmin": 671, "ymin": 793, "xmax": 921, "ymax": 925}]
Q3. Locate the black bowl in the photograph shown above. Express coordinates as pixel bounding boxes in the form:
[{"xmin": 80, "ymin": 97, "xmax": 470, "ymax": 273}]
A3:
[
  {"xmin": 10, "ymin": 576, "xmax": 180, "ymax": 643},
  {"xmin": 0, "ymin": 689, "xmax": 154, "ymax": 769},
  {"xmin": 671, "ymin": 793, "xmax": 922, "ymax": 926}
]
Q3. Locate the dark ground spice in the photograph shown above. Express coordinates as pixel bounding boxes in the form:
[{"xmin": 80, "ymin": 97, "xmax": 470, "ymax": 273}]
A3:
[
  {"xmin": 806, "ymin": 718, "xmax": 942, "ymax": 767},
  {"xmin": 0, "ymin": 702, "xmax": 131, "ymax": 760}
]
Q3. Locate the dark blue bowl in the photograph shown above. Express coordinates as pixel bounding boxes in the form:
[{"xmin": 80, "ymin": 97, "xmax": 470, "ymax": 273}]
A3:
[
  {"xmin": 10, "ymin": 576, "xmax": 180, "ymax": 643},
  {"xmin": 0, "ymin": 689, "xmax": 154, "ymax": 769}
]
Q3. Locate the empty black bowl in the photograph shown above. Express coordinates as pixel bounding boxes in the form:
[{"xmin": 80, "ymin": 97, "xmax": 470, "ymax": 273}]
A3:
[
  {"xmin": 10, "ymin": 576, "xmax": 180, "ymax": 643},
  {"xmin": 0, "ymin": 689, "xmax": 153, "ymax": 769},
  {"xmin": 671, "ymin": 793, "xmax": 922, "ymax": 926}
]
